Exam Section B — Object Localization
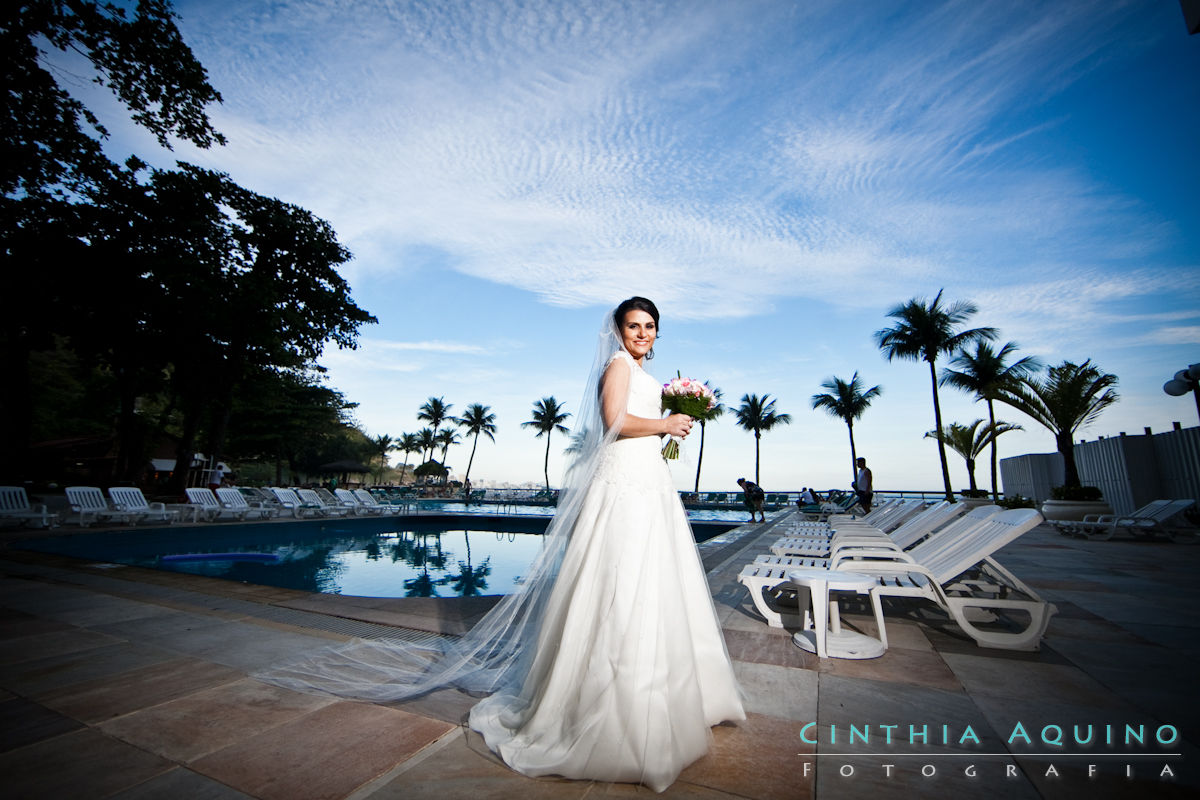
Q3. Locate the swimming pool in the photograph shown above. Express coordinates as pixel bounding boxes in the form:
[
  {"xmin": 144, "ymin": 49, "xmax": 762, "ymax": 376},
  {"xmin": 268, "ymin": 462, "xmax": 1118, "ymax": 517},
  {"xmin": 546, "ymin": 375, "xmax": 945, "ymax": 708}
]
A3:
[{"xmin": 14, "ymin": 513, "xmax": 743, "ymax": 598}]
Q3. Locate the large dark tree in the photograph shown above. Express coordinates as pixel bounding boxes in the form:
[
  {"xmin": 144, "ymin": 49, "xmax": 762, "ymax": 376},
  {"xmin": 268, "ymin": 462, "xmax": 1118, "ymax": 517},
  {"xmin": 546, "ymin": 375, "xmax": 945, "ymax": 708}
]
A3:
[{"xmin": 2, "ymin": 0, "xmax": 226, "ymax": 479}]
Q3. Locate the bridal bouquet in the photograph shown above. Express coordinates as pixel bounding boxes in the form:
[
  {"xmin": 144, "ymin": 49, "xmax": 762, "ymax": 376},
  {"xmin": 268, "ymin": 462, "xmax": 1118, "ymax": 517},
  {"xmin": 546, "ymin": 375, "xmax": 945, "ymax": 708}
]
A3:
[{"xmin": 661, "ymin": 374, "xmax": 720, "ymax": 459}]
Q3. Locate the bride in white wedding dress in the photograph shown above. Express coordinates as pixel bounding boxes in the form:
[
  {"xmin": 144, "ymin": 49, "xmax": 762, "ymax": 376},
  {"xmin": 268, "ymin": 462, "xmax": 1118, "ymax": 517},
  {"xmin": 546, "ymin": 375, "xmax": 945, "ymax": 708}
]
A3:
[
  {"xmin": 259, "ymin": 297, "xmax": 744, "ymax": 793},
  {"xmin": 470, "ymin": 297, "xmax": 745, "ymax": 791}
]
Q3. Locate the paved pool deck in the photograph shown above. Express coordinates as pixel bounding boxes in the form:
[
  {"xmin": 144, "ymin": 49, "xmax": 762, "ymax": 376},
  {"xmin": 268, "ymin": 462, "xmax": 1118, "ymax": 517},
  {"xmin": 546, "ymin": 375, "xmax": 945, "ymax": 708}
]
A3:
[{"xmin": 1, "ymin": 510, "xmax": 1197, "ymax": 799}]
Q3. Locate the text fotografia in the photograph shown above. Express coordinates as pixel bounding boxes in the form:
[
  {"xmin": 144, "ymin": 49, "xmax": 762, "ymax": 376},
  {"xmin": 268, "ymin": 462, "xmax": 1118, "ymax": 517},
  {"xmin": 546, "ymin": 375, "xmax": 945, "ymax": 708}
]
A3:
[
  {"xmin": 799, "ymin": 722, "xmax": 1180, "ymax": 748},
  {"xmin": 796, "ymin": 722, "xmax": 1182, "ymax": 783}
]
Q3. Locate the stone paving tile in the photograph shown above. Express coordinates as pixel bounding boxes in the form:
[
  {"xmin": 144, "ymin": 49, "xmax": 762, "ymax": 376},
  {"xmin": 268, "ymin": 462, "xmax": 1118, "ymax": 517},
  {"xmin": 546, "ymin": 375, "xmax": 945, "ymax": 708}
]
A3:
[
  {"xmin": 0, "ymin": 626, "xmax": 127, "ymax": 666},
  {"xmin": 721, "ymin": 627, "xmax": 815, "ymax": 670},
  {"xmin": 0, "ymin": 640, "xmax": 179, "ymax": 696},
  {"xmin": 813, "ymin": 643, "xmax": 962, "ymax": 692},
  {"xmin": 733, "ymin": 659, "xmax": 818, "ymax": 722},
  {"xmin": 130, "ymin": 615, "xmax": 342, "ymax": 672},
  {"xmin": 391, "ymin": 685, "xmax": 478, "ymax": 726},
  {"xmin": 816, "ymin": 672, "xmax": 1008, "ymax": 753},
  {"xmin": 191, "ymin": 700, "xmax": 455, "ymax": 800},
  {"xmin": 0, "ymin": 727, "xmax": 174, "ymax": 799},
  {"xmin": 941, "ymin": 652, "xmax": 1136, "ymax": 710},
  {"xmin": 109, "ymin": 767, "xmax": 258, "ymax": 800},
  {"xmin": 1010, "ymin": 754, "xmax": 1196, "ymax": 799},
  {"xmin": 368, "ymin": 727, "xmax": 592, "ymax": 799},
  {"xmin": 99, "ymin": 677, "xmax": 334, "ymax": 762},
  {"xmin": 0, "ymin": 608, "xmax": 75, "ymax": 639},
  {"xmin": 0, "ymin": 695, "xmax": 84, "ymax": 752},
  {"xmin": 40, "ymin": 656, "xmax": 244, "ymax": 723},
  {"xmin": 677, "ymin": 712, "xmax": 813, "ymax": 799}
]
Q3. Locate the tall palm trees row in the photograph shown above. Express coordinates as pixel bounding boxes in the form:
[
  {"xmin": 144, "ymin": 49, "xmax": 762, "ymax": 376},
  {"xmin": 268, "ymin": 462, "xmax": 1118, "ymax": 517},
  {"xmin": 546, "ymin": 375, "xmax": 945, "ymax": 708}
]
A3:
[{"xmin": 818, "ymin": 289, "xmax": 1119, "ymax": 502}]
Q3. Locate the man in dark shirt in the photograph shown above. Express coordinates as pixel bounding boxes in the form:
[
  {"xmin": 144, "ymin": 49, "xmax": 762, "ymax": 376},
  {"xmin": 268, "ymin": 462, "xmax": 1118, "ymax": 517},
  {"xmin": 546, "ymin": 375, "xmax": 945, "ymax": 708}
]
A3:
[{"xmin": 737, "ymin": 477, "xmax": 766, "ymax": 523}]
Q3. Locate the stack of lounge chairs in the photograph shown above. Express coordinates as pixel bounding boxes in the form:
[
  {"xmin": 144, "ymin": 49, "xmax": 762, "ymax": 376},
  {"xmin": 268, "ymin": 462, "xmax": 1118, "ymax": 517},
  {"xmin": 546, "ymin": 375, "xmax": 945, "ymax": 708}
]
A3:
[{"xmin": 738, "ymin": 504, "xmax": 1056, "ymax": 651}]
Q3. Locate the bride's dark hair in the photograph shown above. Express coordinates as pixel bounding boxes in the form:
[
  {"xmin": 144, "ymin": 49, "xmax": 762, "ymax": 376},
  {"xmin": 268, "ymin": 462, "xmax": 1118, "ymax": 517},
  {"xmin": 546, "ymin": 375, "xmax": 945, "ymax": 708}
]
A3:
[{"xmin": 613, "ymin": 296, "xmax": 660, "ymax": 359}]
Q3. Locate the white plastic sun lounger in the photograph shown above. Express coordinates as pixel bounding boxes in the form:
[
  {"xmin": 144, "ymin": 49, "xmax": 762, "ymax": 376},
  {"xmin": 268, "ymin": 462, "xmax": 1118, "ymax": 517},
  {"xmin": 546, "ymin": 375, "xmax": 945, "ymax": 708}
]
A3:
[
  {"xmin": 296, "ymin": 488, "xmax": 350, "ymax": 517},
  {"xmin": 0, "ymin": 486, "xmax": 59, "ymax": 528},
  {"xmin": 352, "ymin": 489, "xmax": 403, "ymax": 514},
  {"xmin": 65, "ymin": 486, "xmax": 143, "ymax": 526},
  {"xmin": 184, "ymin": 487, "xmax": 246, "ymax": 521},
  {"xmin": 108, "ymin": 487, "xmax": 180, "ymax": 524},
  {"xmin": 334, "ymin": 488, "xmax": 383, "ymax": 515},
  {"xmin": 270, "ymin": 487, "xmax": 323, "ymax": 518},
  {"xmin": 1054, "ymin": 499, "xmax": 1195, "ymax": 541},
  {"xmin": 216, "ymin": 487, "xmax": 278, "ymax": 519}
]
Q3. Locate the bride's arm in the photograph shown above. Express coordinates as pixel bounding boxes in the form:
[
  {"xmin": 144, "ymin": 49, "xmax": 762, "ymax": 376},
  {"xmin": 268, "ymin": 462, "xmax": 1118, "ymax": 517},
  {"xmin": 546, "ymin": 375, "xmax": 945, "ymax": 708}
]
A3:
[{"xmin": 600, "ymin": 358, "xmax": 693, "ymax": 439}]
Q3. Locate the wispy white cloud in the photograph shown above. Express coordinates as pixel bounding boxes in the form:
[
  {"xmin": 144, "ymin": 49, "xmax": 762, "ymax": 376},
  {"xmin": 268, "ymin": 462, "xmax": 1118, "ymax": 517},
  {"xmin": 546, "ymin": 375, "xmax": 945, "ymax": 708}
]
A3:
[{"xmin": 140, "ymin": 0, "xmax": 1184, "ymax": 327}]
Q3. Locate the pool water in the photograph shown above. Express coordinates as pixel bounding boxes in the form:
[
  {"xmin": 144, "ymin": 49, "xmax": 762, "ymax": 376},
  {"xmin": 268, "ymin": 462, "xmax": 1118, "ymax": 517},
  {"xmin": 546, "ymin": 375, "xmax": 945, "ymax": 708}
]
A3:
[{"xmin": 18, "ymin": 517, "xmax": 551, "ymax": 599}]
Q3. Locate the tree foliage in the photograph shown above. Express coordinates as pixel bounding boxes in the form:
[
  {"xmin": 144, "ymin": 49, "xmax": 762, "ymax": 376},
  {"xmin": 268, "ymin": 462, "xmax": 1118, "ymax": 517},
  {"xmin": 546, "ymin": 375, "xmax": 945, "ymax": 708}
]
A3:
[
  {"xmin": 994, "ymin": 360, "xmax": 1119, "ymax": 488},
  {"xmin": 811, "ymin": 372, "xmax": 882, "ymax": 484},
  {"xmin": 733, "ymin": 393, "xmax": 791, "ymax": 485}
]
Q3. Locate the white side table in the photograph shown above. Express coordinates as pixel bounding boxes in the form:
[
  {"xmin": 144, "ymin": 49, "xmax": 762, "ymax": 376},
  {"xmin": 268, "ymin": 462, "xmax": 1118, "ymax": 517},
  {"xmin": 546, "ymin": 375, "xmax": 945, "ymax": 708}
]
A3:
[{"xmin": 786, "ymin": 567, "xmax": 887, "ymax": 659}]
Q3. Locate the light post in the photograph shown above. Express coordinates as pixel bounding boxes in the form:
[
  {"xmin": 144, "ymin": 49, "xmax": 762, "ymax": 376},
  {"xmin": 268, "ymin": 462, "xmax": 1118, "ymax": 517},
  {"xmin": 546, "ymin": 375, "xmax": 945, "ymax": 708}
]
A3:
[{"xmin": 1163, "ymin": 363, "xmax": 1200, "ymax": 424}]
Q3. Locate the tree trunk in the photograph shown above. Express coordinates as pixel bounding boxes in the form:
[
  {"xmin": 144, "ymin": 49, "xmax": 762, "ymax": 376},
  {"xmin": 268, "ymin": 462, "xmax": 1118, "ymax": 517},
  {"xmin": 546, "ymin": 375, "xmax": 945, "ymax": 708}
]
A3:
[
  {"xmin": 754, "ymin": 430, "xmax": 761, "ymax": 485},
  {"xmin": 465, "ymin": 433, "xmax": 479, "ymax": 483},
  {"xmin": 966, "ymin": 457, "xmax": 978, "ymax": 492},
  {"xmin": 693, "ymin": 421, "xmax": 706, "ymax": 493},
  {"xmin": 543, "ymin": 434, "xmax": 552, "ymax": 492},
  {"xmin": 986, "ymin": 398, "xmax": 1000, "ymax": 501},
  {"xmin": 928, "ymin": 359, "xmax": 954, "ymax": 501},
  {"xmin": 1058, "ymin": 431, "xmax": 1080, "ymax": 487},
  {"xmin": 846, "ymin": 420, "xmax": 857, "ymax": 486}
]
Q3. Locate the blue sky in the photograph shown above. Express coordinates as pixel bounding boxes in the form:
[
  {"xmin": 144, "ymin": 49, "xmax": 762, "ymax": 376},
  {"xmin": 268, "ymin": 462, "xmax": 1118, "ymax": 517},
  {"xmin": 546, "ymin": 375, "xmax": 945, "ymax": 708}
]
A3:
[{"xmin": 74, "ymin": 0, "xmax": 1199, "ymax": 492}]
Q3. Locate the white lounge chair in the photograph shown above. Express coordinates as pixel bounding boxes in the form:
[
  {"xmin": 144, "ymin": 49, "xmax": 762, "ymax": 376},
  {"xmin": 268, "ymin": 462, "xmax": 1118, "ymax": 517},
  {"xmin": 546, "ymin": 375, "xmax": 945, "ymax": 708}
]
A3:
[
  {"xmin": 834, "ymin": 507, "xmax": 1053, "ymax": 650},
  {"xmin": 353, "ymin": 488, "xmax": 403, "ymax": 514},
  {"xmin": 1054, "ymin": 499, "xmax": 1195, "ymax": 541},
  {"xmin": 269, "ymin": 487, "xmax": 323, "ymax": 518},
  {"xmin": 108, "ymin": 487, "xmax": 180, "ymax": 524},
  {"xmin": 333, "ymin": 488, "xmax": 382, "ymax": 515},
  {"xmin": 296, "ymin": 488, "xmax": 350, "ymax": 516},
  {"xmin": 216, "ymin": 487, "xmax": 278, "ymax": 519},
  {"xmin": 184, "ymin": 487, "xmax": 246, "ymax": 521},
  {"xmin": 65, "ymin": 486, "xmax": 143, "ymax": 527},
  {"xmin": 0, "ymin": 487, "xmax": 59, "ymax": 528}
]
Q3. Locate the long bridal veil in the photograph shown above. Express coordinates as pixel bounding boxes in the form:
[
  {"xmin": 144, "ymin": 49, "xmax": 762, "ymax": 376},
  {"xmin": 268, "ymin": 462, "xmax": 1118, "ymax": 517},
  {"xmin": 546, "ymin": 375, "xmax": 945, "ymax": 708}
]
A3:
[{"xmin": 256, "ymin": 310, "xmax": 631, "ymax": 703}]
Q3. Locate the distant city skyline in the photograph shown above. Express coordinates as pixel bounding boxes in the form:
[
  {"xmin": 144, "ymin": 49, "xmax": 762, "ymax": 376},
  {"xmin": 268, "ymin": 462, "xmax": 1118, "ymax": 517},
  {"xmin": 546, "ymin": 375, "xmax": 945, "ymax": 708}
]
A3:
[{"xmin": 67, "ymin": 0, "xmax": 1200, "ymax": 491}]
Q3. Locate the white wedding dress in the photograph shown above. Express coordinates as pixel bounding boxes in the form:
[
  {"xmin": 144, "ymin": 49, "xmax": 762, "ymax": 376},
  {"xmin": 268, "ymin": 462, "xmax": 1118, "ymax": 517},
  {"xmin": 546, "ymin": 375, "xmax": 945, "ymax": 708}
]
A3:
[{"xmin": 470, "ymin": 350, "xmax": 745, "ymax": 792}]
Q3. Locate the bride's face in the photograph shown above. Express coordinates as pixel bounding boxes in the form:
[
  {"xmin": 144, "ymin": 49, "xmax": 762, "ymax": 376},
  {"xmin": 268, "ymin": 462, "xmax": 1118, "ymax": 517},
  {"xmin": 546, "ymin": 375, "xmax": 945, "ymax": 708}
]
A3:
[{"xmin": 620, "ymin": 309, "xmax": 656, "ymax": 361}]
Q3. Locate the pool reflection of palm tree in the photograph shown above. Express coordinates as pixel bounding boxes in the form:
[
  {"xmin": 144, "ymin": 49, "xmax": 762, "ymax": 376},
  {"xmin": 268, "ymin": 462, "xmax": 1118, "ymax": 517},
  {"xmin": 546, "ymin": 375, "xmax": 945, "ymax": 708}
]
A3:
[
  {"xmin": 447, "ymin": 530, "xmax": 491, "ymax": 596},
  {"xmin": 400, "ymin": 531, "xmax": 454, "ymax": 597}
]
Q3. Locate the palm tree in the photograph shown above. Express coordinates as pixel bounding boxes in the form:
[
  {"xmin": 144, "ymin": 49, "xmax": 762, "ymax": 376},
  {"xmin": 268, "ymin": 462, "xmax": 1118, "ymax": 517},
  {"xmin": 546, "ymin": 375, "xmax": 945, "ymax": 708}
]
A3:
[
  {"xmin": 372, "ymin": 434, "xmax": 395, "ymax": 480},
  {"xmin": 457, "ymin": 403, "xmax": 497, "ymax": 485},
  {"xmin": 733, "ymin": 393, "xmax": 792, "ymax": 485},
  {"xmin": 397, "ymin": 433, "xmax": 421, "ymax": 483},
  {"xmin": 417, "ymin": 397, "xmax": 452, "ymax": 440},
  {"xmin": 994, "ymin": 360, "xmax": 1119, "ymax": 489},
  {"xmin": 874, "ymin": 289, "xmax": 996, "ymax": 501},
  {"xmin": 693, "ymin": 388, "xmax": 725, "ymax": 494},
  {"xmin": 435, "ymin": 428, "xmax": 461, "ymax": 466},
  {"xmin": 941, "ymin": 341, "xmax": 1041, "ymax": 500},
  {"xmin": 924, "ymin": 419, "xmax": 1022, "ymax": 495},
  {"xmin": 522, "ymin": 397, "xmax": 571, "ymax": 492},
  {"xmin": 811, "ymin": 372, "xmax": 883, "ymax": 485},
  {"xmin": 416, "ymin": 427, "xmax": 436, "ymax": 463}
]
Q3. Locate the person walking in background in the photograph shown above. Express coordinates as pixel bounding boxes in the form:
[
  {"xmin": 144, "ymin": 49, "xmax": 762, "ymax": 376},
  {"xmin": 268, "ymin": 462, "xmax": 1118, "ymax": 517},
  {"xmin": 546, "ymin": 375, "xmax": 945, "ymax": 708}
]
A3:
[
  {"xmin": 854, "ymin": 457, "xmax": 873, "ymax": 512},
  {"xmin": 737, "ymin": 477, "xmax": 766, "ymax": 522}
]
